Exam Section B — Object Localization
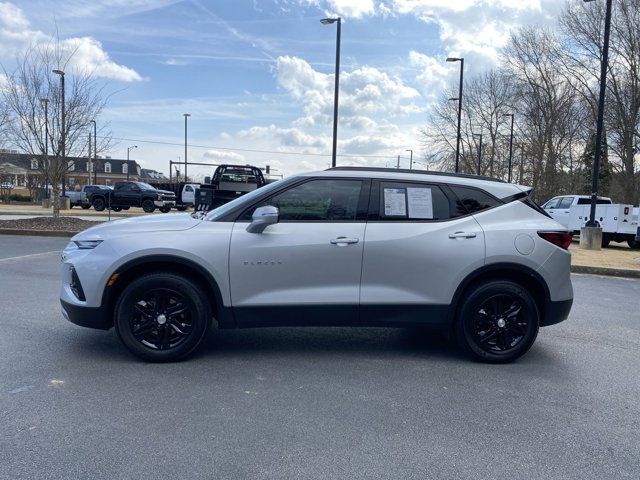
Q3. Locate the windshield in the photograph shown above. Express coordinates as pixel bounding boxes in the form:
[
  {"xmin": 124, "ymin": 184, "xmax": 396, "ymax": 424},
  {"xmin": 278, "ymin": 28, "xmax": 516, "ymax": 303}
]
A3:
[
  {"xmin": 204, "ymin": 177, "xmax": 294, "ymax": 221},
  {"xmin": 136, "ymin": 182, "xmax": 156, "ymax": 191}
]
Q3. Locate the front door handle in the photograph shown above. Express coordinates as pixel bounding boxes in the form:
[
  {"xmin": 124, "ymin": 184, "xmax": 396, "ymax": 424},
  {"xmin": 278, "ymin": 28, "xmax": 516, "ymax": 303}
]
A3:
[
  {"xmin": 330, "ymin": 237, "xmax": 359, "ymax": 246},
  {"xmin": 448, "ymin": 231, "xmax": 477, "ymax": 239}
]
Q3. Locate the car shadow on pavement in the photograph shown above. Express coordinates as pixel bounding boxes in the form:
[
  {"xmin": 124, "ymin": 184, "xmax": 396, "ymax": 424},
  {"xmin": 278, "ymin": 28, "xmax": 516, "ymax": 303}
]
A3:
[{"xmin": 194, "ymin": 326, "xmax": 468, "ymax": 363}]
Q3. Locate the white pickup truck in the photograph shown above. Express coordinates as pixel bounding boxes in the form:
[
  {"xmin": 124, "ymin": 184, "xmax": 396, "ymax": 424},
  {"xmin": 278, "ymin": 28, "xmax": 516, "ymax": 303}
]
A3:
[
  {"xmin": 542, "ymin": 195, "xmax": 612, "ymax": 228},
  {"xmin": 543, "ymin": 195, "xmax": 639, "ymax": 248}
]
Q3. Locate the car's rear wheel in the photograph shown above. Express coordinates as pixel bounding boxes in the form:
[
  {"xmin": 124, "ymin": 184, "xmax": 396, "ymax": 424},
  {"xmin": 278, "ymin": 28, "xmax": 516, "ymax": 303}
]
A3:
[
  {"xmin": 112, "ymin": 206, "xmax": 122, "ymax": 212},
  {"xmin": 159, "ymin": 206, "xmax": 171, "ymax": 213},
  {"xmin": 81, "ymin": 204, "xmax": 91, "ymax": 210},
  {"xmin": 93, "ymin": 197, "xmax": 105, "ymax": 211},
  {"xmin": 455, "ymin": 281, "xmax": 539, "ymax": 363},
  {"xmin": 142, "ymin": 199, "xmax": 155, "ymax": 213},
  {"xmin": 114, "ymin": 273, "xmax": 210, "ymax": 362},
  {"xmin": 628, "ymin": 239, "xmax": 640, "ymax": 250}
]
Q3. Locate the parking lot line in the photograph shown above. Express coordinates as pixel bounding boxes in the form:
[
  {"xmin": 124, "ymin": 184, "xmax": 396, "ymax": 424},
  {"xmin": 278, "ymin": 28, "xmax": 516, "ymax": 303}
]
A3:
[{"xmin": 0, "ymin": 250, "xmax": 60, "ymax": 263}]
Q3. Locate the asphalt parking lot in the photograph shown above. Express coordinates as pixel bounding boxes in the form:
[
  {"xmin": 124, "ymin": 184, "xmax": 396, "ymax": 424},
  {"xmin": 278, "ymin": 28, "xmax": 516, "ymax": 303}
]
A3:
[{"xmin": 1, "ymin": 235, "xmax": 639, "ymax": 480}]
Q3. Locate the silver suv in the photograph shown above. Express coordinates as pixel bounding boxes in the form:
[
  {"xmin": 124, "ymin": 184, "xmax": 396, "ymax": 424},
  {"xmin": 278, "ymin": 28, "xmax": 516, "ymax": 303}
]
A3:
[{"xmin": 60, "ymin": 167, "xmax": 573, "ymax": 363}]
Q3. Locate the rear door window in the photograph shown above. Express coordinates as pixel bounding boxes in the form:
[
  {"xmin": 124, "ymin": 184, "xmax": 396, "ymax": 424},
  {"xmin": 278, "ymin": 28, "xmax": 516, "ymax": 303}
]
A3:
[{"xmin": 378, "ymin": 182, "xmax": 452, "ymax": 221}]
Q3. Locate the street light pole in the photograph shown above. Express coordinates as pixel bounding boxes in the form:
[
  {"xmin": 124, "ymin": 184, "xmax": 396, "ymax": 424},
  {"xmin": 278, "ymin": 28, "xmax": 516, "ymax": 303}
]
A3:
[
  {"xmin": 584, "ymin": 0, "xmax": 613, "ymax": 229},
  {"xmin": 321, "ymin": 17, "xmax": 341, "ymax": 168},
  {"xmin": 474, "ymin": 132, "xmax": 483, "ymax": 175},
  {"xmin": 40, "ymin": 98, "xmax": 49, "ymax": 199},
  {"xmin": 183, "ymin": 113, "xmax": 190, "ymax": 181},
  {"xmin": 53, "ymin": 69, "xmax": 65, "ymax": 197},
  {"xmin": 446, "ymin": 57, "xmax": 464, "ymax": 173},
  {"xmin": 406, "ymin": 149, "xmax": 413, "ymax": 170},
  {"xmin": 503, "ymin": 113, "xmax": 515, "ymax": 182},
  {"xmin": 127, "ymin": 145, "xmax": 137, "ymax": 181},
  {"xmin": 90, "ymin": 120, "xmax": 97, "ymax": 184}
]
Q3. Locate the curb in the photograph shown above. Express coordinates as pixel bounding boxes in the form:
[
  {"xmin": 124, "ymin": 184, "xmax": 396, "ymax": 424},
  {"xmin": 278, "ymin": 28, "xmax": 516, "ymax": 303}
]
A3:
[
  {"xmin": 0, "ymin": 229, "xmax": 78, "ymax": 238},
  {"xmin": 571, "ymin": 264, "xmax": 640, "ymax": 279}
]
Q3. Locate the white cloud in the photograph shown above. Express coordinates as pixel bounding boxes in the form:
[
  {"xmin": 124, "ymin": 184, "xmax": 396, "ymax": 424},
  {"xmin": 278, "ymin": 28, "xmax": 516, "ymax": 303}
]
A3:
[
  {"xmin": 202, "ymin": 150, "xmax": 245, "ymax": 162},
  {"xmin": 238, "ymin": 124, "xmax": 329, "ymax": 150},
  {"xmin": 325, "ymin": 0, "xmax": 375, "ymax": 18},
  {"xmin": 0, "ymin": 2, "xmax": 143, "ymax": 82},
  {"xmin": 276, "ymin": 55, "xmax": 421, "ymax": 130}
]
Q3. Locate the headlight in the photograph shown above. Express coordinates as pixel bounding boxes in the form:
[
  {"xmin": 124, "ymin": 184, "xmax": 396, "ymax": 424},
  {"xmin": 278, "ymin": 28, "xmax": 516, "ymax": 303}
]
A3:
[{"xmin": 73, "ymin": 240, "xmax": 103, "ymax": 250}]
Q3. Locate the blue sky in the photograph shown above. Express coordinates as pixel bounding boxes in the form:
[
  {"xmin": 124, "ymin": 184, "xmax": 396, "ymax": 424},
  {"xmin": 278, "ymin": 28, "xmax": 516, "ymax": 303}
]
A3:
[{"xmin": 0, "ymin": 0, "xmax": 564, "ymax": 178}]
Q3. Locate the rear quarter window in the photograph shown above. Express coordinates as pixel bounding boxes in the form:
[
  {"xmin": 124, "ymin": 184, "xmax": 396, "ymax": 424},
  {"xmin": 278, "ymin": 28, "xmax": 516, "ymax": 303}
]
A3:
[{"xmin": 449, "ymin": 186, "xmax": 502, "ymax": 215}]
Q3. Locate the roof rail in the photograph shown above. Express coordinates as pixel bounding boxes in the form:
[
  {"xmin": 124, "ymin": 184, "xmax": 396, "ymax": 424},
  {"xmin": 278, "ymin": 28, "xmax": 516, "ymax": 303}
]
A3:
[{"xmin": 326, "ymin": 166, "xmax": 506, "ymax": 183}]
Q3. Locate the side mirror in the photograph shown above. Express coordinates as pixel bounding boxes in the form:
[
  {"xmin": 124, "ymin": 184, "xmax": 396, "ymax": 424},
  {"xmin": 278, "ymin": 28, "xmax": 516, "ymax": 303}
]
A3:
[{"xmin": 247, "ymin": 205, "xmax": 279, "ymax": 234}]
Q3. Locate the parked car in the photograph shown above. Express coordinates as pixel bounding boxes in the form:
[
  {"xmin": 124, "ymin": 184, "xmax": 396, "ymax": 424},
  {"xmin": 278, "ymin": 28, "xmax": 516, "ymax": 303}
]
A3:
[
  {"xmin": 195, "ymin": 164, "xmax": 267, "ymax": 212},
  {"xmin": 542, "ymin": 195, "xmax": 611, "ymax": 228},
  {"xmin": 90, "ymin": 181, "xmax": 176, "ymax": 213},
  {"xmin": 147, "ymin": 182, "xmax": 199, "ymax": 211},
  {"xmin": 60, "ymin": 167, "xmax": 573, "ymax": 363},
  {"xmin": 64, "ymin": 185, "xmax": 108, "ymax": 209}
]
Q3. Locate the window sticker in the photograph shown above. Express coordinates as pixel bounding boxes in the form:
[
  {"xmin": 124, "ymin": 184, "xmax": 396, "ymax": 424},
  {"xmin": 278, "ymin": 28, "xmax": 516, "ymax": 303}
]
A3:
[
  {"xmin": 407, "ymin": 187, "xmax": 433, "ymax": 219},
  {"xmin": 383, "ymin": 188, "xmax": 407, "ymax": 216}
]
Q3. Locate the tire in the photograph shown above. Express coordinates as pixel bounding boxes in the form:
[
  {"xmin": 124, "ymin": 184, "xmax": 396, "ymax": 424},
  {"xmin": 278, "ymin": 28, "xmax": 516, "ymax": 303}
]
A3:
[
  {"xmin": 81, "ymin": 204, "xmax": 91, "ymax": 210},
  {"xmin": 114, "ymin": 273, "xmax": 211, "ymax": 362},
  {"xmin": 159, "ymin": 206, "xmax": 171, "ymax": 213},
  {"xmin": 142, "ymin": 199, "xmax": 155, "ymax": 213},
  {"xmin": 112, "ymin": 206, "xmax": 122, "ymax": 212},
  {"xmin": 455, "ymin": 280, "xmax": 539, "ymax": 364},
  {"xmin": 177, "ymin": 206, "xmax": 188, "ymax": 212},
  {"xmin": 628, "ymin": 239, "xmax": 640, "ymax": 250},
  {"xmin": 122, "ymin": 206, "xmax": 130, "ymax": 210},
  {"xmin": 93, "ymin": 197, "xmax": 106, "ymax": 212},
  {"xmin": 602, "ymin": 233, "xmax": 611, "ymax": 248}
]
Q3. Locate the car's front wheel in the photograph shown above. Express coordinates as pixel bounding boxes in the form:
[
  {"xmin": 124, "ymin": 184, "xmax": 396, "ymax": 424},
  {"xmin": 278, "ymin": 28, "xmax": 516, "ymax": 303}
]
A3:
[
  {"xmin": 114, "ymin": 273, "xmax": 211, "ymax": 362},
  {"xmin": 455, "ymin": 281, "xmax": 539, "ymax": 363},
  {"xmin": 142, "ymin": 199, "xmax": 155, "ymax": 213}
]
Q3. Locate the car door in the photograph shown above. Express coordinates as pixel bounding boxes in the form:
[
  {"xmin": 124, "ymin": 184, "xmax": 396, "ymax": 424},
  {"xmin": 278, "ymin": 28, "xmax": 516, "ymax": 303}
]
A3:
[
  {"xmin": 554, "ymin": 196, "xmax": 574, "ymax": 228},
  {"xmin": 543, "ymin": 197, "xmax": 563, "ymax": 224},
  {"xmin": 182, "ymin": 184, "xmax": 195, "ymax": 204},
  {"xmin": 360, "ymin": 181, "xmax": 486, "ymax": 325},
  {"xmin": 228, "ymin": 178, "xmax": 369, "ymax": 327}
]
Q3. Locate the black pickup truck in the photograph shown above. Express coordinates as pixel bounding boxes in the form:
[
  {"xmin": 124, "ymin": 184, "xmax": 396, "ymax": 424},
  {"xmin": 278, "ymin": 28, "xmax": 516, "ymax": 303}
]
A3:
[{"xmin": 91, "ymin": 181, "xmax": 176, "ymax": 213}]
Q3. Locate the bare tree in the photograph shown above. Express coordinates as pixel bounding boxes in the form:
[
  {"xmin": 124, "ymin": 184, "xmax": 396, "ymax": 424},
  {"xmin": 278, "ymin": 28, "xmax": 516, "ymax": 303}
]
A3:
[
  {"xmin": 560, "ymin": 0, "xmax": 640, "ymax": 204},
  {"xmin": 2, "ymin": 40, "xmax": 112, "ymax": 217}
]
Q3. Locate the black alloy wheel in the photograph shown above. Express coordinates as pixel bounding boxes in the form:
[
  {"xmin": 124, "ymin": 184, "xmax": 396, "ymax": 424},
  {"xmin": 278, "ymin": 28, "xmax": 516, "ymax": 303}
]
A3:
[
  {"xmin": 142, "ymin": 199, "xmax": 155, "ymax": 213},
  {"xmin": 114, "ymin": 273, "xmax": 210, "ymax": 362},
  {"xmin": 456, "ymin": 281, "xmax": 539, "ymax": 363},
  {"xmin": 93, "ymin": 197, "xmax": 106, "ymax": 211}
]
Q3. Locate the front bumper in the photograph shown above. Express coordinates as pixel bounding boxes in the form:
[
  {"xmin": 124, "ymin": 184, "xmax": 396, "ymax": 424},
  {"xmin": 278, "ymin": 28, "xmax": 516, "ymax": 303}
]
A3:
[
  {"xmin": 61, "ymin": 299, "xmax": 112, "ymax": 330},
  {"xmin": 154, "ymin": 200, "xmax": 176, "ymax": 207}
]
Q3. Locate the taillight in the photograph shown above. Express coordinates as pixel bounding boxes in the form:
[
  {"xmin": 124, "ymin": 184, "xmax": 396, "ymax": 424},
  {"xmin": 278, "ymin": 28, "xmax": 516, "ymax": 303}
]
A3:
[
  {"xmin": 538, "ymin": 231, "xmax": 573, "ymax": 250},
  {"xmin": 624, "ymin": 207, "xmax": 629, "ymax": 215}
]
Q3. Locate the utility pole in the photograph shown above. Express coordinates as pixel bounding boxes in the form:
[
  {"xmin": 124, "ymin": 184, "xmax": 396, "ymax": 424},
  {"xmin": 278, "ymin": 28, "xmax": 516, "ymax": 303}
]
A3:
[
  {"xmin": 184, "ymin": 113, "xmax": 190, "ymax": 181},
  {"xmin": 406, "ymin": 149, "xmax": 413, "ymax": 170},
  {"xmin": 397, "ymin": 155, "xmax": 400, "ymax": 169}
]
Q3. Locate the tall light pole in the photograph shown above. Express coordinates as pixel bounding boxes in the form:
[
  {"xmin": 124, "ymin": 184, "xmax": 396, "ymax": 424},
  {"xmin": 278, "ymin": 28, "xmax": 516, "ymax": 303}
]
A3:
[
  {"xmin": 321, "ymin": 17, "xmax": 341, "ymax": 168},
  {"xmin": 406, "ymin": 149, "xmax": 413, "ymax": 170},
  {"xmin": 127, "ymin": 145, "xmax": 137, "ymax": 181},
  {"xmin": 446, "ymin": 57, "xmax": 464, "ymax": 173},
  {"xmin": 40, "ymin": 98, "xmax": 49, "ymax": 199},
  {"xmin": 53, "ymin": 69, "xmax": 65, "ymax": 196},
  {"xmin": 584, "ymin": 0, "xmax": 613, "ymax": 232},
  {"xmin": 473, "ymin": 131, "xmax": 483, "ymax": 175},
  {"xmin": 183, "ymin": 113, "xmax": 190, "ymax": 181},
  {"xmin": 503, "ymin": 113, "xmax": 515, "ymax": 183},
  {"xmin": 90, "ymin": 120, "xmax": 97, "ymax": 184}
]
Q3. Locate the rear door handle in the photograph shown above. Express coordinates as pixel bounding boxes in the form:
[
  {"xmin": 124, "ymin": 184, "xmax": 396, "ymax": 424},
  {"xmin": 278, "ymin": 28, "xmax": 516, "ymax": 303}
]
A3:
[
  {"xmin": 330, "ymin": 237, "xmax": 359, "ymax": 246},
  {"xmin": 448, "ymin": 231, "xmax": 477, "ymax": 239}
]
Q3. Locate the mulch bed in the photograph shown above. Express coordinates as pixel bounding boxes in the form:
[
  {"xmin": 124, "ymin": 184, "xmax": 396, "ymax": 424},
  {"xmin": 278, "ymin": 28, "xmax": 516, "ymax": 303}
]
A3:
[{"xmin": 0, "ymin": 216, "xmax": 100, "ymax": 232}]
